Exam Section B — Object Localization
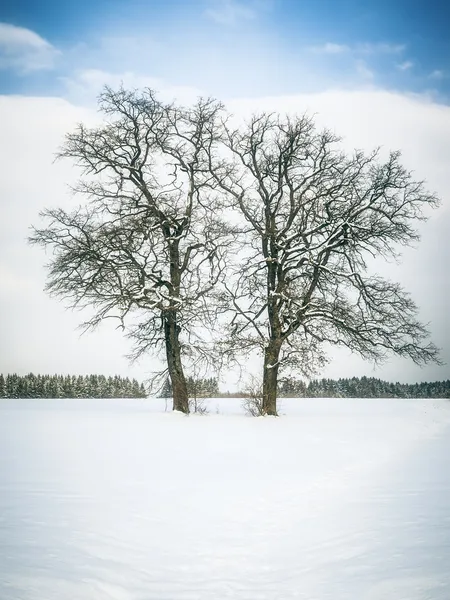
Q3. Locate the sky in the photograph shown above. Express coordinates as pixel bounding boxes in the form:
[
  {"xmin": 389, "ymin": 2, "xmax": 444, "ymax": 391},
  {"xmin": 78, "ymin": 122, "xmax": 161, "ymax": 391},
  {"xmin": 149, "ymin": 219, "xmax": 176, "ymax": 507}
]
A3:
[{"xmin": 0, "ymin": 0, "xmax": 449, "ymax": 389}]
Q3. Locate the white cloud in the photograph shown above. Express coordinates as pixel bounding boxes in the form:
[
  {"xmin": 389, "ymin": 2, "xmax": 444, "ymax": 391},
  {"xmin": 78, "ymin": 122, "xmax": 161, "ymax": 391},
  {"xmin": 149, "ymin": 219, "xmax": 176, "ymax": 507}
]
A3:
[
  {"xmin": 309, "ymin": 42, "xmax": 350, "ymax": 54},
  {"xmin": 205, "ymin": 0, "xmax": 257, "ymax": 24},
  {"xmin": 397, "ymin": 60, "xmax": 414, "ymax": 71},
  {"xmin": 309, "ymin": 41, "xmax": 405, "ymax": 57},
  {"xmin": 429, "ymin": 69, "xmax": 446, "ymax": 80},
  {"xmin": 0, "ymin": 95, "xmax": 150, "ymax": 379},
  {"xmin": 1, "ymin": 88, "xmax": 449, "ymax": 383},
  {"xmin": 356, "ymin": 42, "xmax": 406, "ymax": 55},
  {"xmin": 228, "ymin": 89, "xmax": 450, "ymax": 198},
  {"xmin": 0, "ymin": 22, "xmax": 60, "ymax": 72}
]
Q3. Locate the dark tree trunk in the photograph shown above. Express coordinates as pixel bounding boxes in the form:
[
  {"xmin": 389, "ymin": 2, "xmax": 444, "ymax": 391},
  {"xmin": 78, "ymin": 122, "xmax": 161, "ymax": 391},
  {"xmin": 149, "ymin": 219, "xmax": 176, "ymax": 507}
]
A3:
[
  {"xmin": 262, "ymin": 339, "xmax": 282, "ymax": 416},
  {"xmin": 164, "ymin": 312, "xmax": 189, "ymax": 413}
]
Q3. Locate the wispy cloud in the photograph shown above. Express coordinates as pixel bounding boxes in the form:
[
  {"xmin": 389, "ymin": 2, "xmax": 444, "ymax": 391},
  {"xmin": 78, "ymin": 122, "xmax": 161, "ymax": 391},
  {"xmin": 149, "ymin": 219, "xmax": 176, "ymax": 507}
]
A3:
[
  {"xmin": 429, "ymin": 69, "xmax": 446, "ymax": 80},
  {"xmin": 397, "ymin": 61, "xmax": 414, "ymax": 71},
  {"xmin": 310, "ymin": 41, "xmax": 405, "ymax": 56},
  {"xmin": 205, "ymin": 0, "xmax": 259, "ymax": 25},
  {"xmin": 309, "ymin": 43, "xmax": 349, "ymax": 54},
  {"xmin": 356, "ymin": 42, "xmax": 406, "ymax": 55},
  {"xmin": 0, "ymin": 22, "xmax": 60, "ymax": 72},
  {"xmin": 355, "ymin": 59, "xmax": 374, "ymax": 81}
]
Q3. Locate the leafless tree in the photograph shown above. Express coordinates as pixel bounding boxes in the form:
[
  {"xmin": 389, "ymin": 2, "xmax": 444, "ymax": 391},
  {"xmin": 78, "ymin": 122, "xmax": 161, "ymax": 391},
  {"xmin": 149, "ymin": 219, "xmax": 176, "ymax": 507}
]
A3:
[
  {"xmin": 30, "ymin": 87, "xmax": 232, "ymax": 413},
  {"xmin": 241, "ymin": 376, "xmax": 265, "ymax": 417},
  {"xmin": 211, "ymin": 112, "xmax": 442, "ymax": 415}
]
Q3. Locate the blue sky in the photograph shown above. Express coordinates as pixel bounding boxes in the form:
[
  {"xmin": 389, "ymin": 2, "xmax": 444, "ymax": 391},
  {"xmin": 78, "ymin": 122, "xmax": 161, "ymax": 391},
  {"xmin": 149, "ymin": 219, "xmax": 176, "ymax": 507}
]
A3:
[{"xmin": 0, "ymin": 0, "xmax": 448, "ymax": 102}]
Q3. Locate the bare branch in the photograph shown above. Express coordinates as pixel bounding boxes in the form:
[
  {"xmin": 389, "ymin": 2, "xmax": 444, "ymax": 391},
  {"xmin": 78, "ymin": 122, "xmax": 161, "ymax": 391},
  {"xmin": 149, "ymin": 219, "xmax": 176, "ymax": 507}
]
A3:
[{"xmin": 211, "ymin": 111, "xmax": 441, "ymax": 414}]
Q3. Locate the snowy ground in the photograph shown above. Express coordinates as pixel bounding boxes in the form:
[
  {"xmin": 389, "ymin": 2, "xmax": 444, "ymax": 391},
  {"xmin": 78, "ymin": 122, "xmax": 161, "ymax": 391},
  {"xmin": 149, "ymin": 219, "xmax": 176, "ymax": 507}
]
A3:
[{"xmin": 1, "ymin": 397, "xmax": 450, "ymax": 600}]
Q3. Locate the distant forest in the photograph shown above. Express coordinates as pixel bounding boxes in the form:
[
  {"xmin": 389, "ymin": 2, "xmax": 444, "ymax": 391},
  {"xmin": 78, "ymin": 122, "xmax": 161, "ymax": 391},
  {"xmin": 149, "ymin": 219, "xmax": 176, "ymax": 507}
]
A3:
[
  {"xmin": 158, "ymin": 376, "xmax": 219, "ymax": 399},
  {"xmin": 1, "ymin": 373, "xmax": 449, "ymax": 399},
  {"xmin": 160, "ymin": 375, "xmax": 450, "ymax": 399},
  {"xmin": 0, "ymin": 373, "xmax": 146, "ymax": 399},
  {"xmin": 278, "ymin": 376, "xmax": 450, "ymax": 399}
]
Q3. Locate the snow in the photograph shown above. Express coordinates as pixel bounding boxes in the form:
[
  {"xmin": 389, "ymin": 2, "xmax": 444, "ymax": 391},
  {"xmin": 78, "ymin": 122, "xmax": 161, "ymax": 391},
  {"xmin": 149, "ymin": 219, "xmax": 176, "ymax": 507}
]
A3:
[{"xmin": 1, "ymin": 397, "xmax": 450, "ymax": 599}]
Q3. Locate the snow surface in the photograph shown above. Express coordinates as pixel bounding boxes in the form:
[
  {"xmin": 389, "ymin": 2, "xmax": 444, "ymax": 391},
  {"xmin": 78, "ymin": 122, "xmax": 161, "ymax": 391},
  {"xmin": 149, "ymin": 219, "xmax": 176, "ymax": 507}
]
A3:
[{"xmin": 1, "ymin": 397, "xmax": 450, "ymax": 600}]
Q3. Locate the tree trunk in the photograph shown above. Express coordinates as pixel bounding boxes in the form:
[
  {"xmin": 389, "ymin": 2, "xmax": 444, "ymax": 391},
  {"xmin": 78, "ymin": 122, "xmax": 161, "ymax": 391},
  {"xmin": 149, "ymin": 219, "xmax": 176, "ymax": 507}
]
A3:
[
  {"xmin": 164, "ymin": 312, "xmax": 189, "ymax": 413},
  {"xmin": 262, "ymin": 339, "xmax": 282, "ymax": 416}
]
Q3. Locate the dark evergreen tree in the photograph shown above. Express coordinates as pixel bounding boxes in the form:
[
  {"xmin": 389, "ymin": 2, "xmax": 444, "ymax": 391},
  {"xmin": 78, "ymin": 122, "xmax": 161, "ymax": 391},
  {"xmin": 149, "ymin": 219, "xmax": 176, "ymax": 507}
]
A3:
[
  {"xmin": 159, "ymin": 377, "xmax": 173, "ymax": 398},
  {"xmin": 0, "ymin": 373, "xmax": 147, "ymax": 399}
]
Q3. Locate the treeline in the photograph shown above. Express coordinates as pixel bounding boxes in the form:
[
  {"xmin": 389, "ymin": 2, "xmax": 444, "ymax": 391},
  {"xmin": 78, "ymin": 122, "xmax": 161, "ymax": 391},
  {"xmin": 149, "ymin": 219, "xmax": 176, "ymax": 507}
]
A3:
[
  {"xmin": 2, "ymin": 373, "xmax": 448, "ymax": 400},
  {"xmin": 159, "ymin": 375, "xmax": 450, "ymax": 399},
  {"xmin": 279, "ymin": 376, "xmax": 450, "ymax": 398},
  {"xmin": 159, "ymin": 376, "xmax": 219, "ymax": 398},
  {"xmin": 0, "ymin": 373, "xmax": 146, "ymax": 399}
]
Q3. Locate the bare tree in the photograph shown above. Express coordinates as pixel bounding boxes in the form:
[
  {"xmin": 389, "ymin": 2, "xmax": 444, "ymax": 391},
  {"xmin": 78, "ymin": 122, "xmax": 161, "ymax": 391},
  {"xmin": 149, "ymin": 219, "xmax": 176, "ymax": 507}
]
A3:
[
  {"xmin": 30, "ymin": 87, "xmax": 231, "ymax": 413},
  {"xmin": 211, "ymin": 112, "xmax": 442, "ymax": 415},
  {"xmin": 241, "ymin": 376, "xmax": 265, "ymax": 417}
]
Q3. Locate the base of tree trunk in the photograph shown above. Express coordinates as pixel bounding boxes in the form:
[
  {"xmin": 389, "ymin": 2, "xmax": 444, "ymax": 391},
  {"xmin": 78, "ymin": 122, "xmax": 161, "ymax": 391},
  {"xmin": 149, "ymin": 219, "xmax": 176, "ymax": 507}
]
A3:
[{"xmin": 262, "ymin": 341, "xmax": 281, "ymax": 416}]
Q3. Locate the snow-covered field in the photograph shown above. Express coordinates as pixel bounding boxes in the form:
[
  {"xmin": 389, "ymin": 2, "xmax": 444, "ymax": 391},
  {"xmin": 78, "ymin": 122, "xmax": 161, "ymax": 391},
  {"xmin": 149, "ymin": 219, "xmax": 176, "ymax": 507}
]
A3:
[{"xmin": 1, "ymin": 397, "xmax": 450, "ymax": 600}]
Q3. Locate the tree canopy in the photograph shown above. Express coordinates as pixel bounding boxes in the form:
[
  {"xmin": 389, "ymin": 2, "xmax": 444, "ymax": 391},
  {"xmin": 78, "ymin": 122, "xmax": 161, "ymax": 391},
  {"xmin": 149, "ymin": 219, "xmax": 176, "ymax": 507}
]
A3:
[
  {"xmin": 211, "ymin": 112, "xmax": 441, "ymax": 413},
  {"xmin": 30, "ymin": 87, "xmax": 442, "ymax": 415},
  {"xmin": 30, "ymin": 88, "xmax": 233, "ymax": 413}
]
